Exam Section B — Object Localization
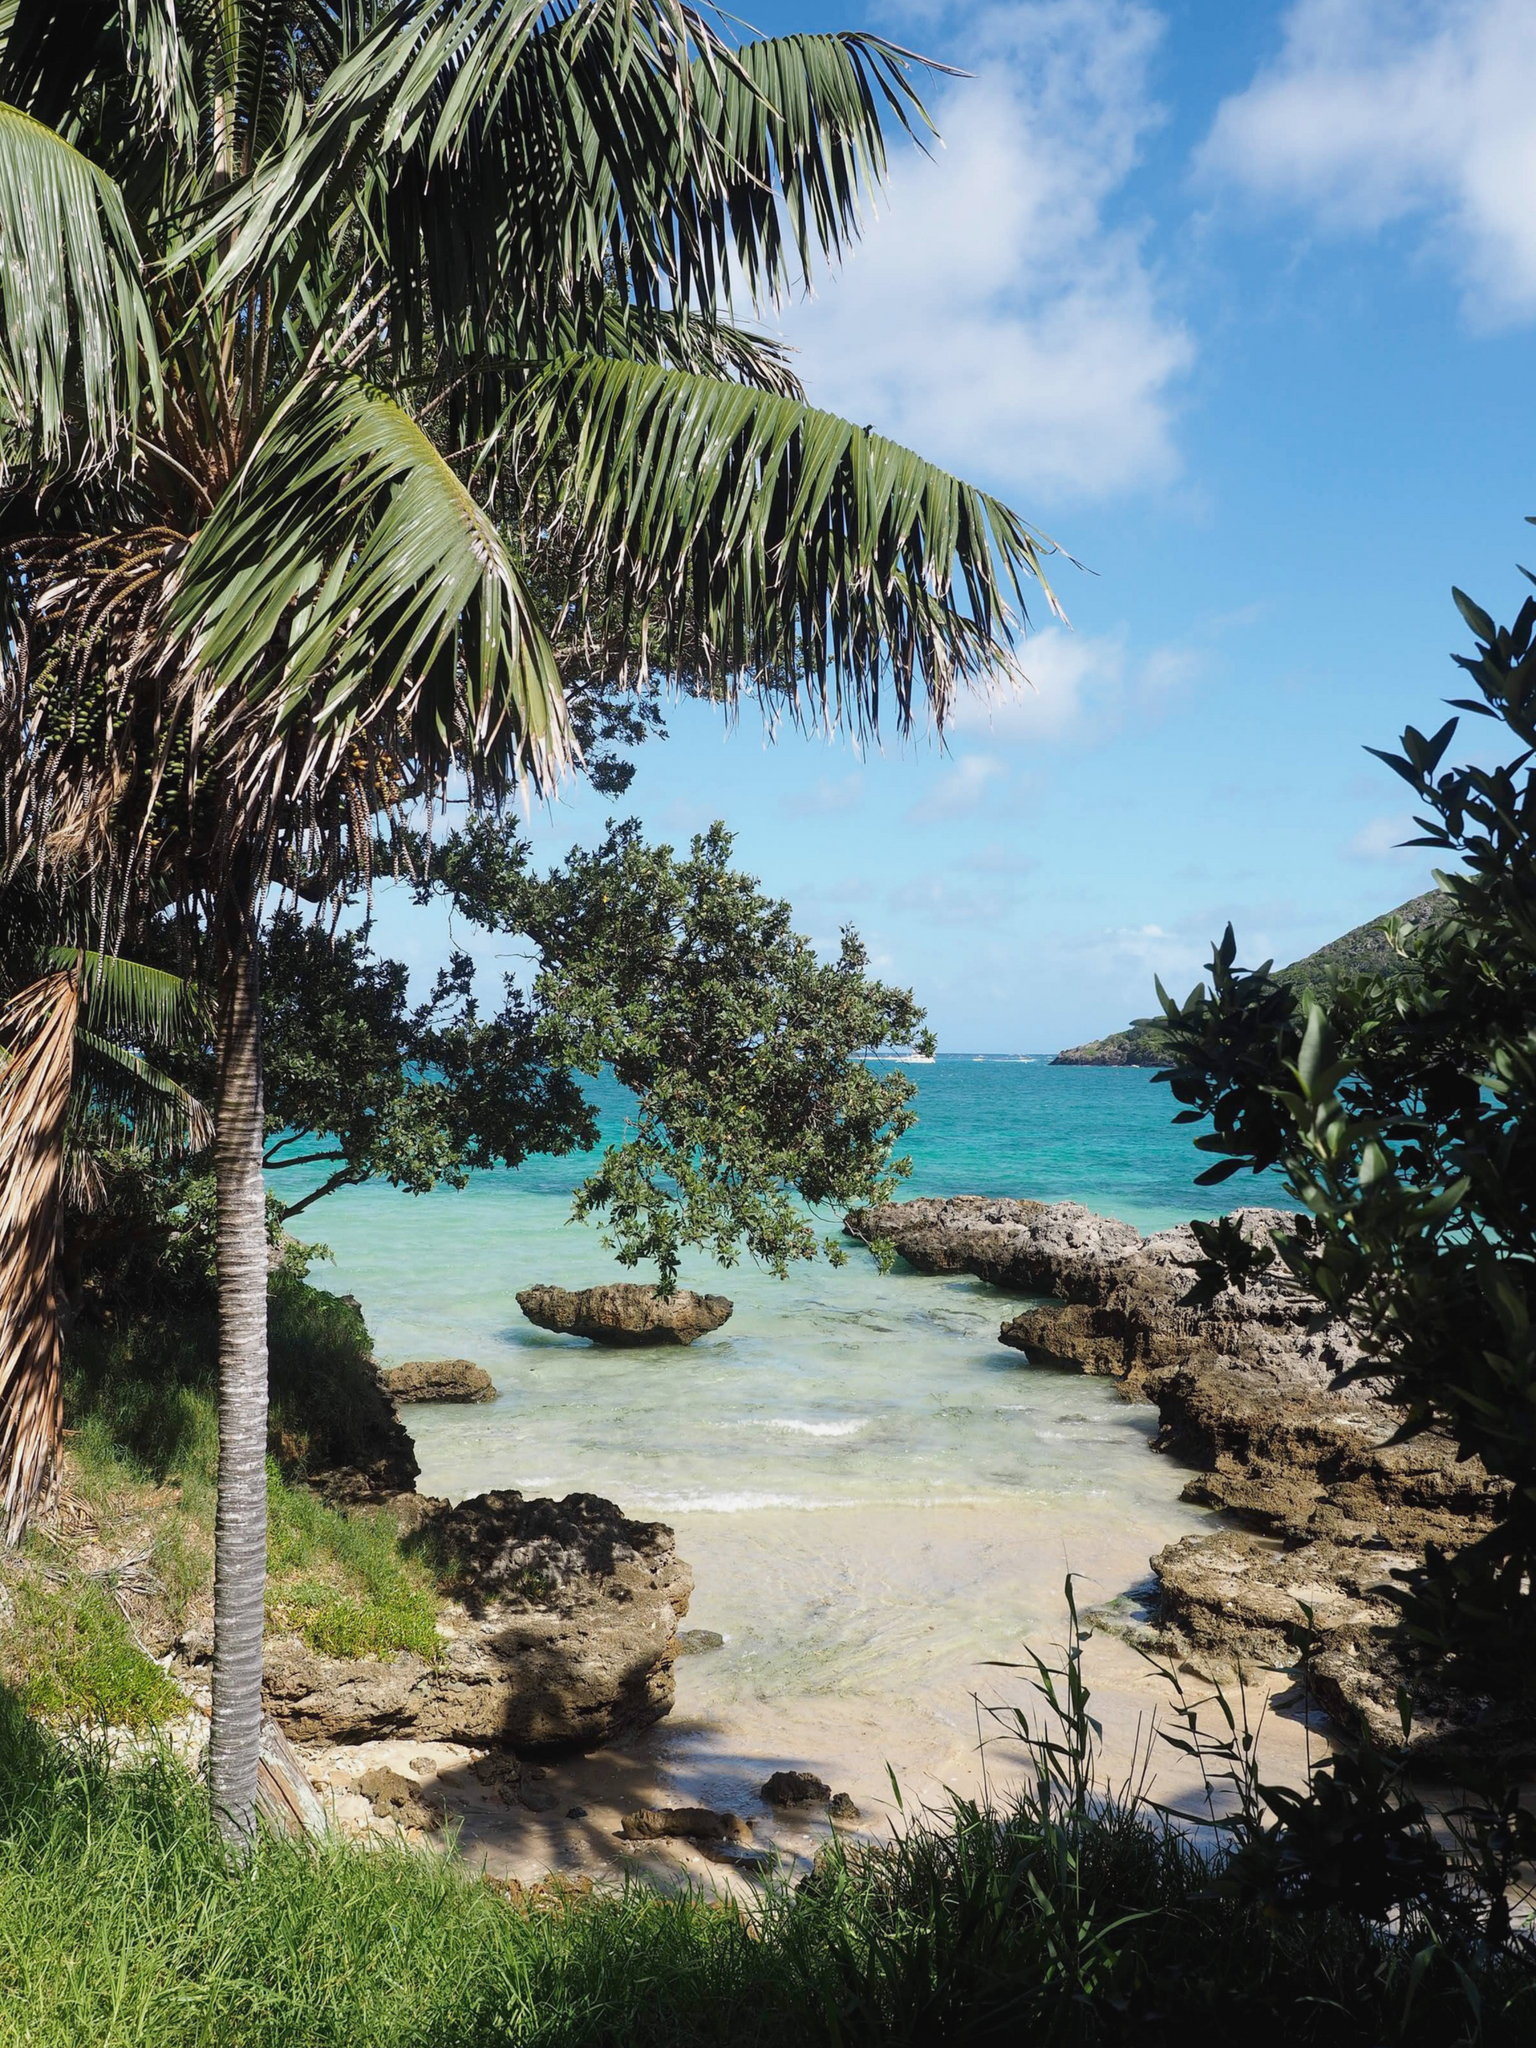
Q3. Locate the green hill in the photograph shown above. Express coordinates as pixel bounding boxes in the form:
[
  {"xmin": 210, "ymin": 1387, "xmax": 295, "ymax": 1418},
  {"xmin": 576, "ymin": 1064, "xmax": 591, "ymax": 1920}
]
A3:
[{"xmin": 1053, "ymin": 892, "xmax": 1448, "ymax": 1067}]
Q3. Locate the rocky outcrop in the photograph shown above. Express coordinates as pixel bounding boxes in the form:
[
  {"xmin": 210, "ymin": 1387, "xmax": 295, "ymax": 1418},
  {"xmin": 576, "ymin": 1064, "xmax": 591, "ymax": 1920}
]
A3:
[
  {"xmin": 1053, "ymin": 1027, "xmax": 1164, "ymax": 1068},
  {"xmin": 848, "ymin": 1196, "xmax": 1507, "ymax": 1757},
  {"xmin": 381, "ymin": 1359, "xmax": 497, "ymax": 1404},
  {"xmin": 516, "ymin": 1282, "xmax": 733, "ymax": 1347},
  {"xmin": 296, "ymin": 1363, "xmax": 420, "ymax": 1507},
  {"xmin": 855, "ymin": 1198, "xmax": 1365, "ymax": 1399},
  {"xmin": 263, "ymin": 1489, "xmax": 692, "ymax": 1751}
]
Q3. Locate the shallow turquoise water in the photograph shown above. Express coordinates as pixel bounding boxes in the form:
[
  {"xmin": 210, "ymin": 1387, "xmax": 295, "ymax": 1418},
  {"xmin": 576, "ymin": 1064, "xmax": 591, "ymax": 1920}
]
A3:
[{"xmin": 287, "ymin": 1061, "xmax": 1283, "ymax": 1735}]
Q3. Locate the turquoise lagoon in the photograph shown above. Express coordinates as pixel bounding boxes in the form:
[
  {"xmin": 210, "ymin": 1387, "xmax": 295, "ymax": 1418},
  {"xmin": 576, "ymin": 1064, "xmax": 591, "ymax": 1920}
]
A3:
[{"xmin": 287, "ymin": 1061, "xmax": 1293, "ymax": 1817}]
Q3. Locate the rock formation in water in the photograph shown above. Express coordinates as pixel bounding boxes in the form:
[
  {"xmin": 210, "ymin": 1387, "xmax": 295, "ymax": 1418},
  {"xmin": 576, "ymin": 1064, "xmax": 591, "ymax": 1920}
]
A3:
[
  {"xmin": 381, "ymin": 1358, "xmax": 497, "ymax": 1404},
  {"xmin": 517, "ymin": 1281, "xmax": 733, "ymax": 1347},
  {"xmin": 263, "ymin": 1489, "xmax": 693, "ymax": 1749},
  {"xmin": 845, "ymin": 1196, "xmax": 1508, "ymax": 1764}
]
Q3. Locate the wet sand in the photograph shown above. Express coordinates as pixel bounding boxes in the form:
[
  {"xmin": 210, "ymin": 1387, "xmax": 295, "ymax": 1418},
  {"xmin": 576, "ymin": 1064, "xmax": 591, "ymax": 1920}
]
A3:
[{"xmin": 302, "ymin": 1501, "xmax": 1327, "ymax": 1893}]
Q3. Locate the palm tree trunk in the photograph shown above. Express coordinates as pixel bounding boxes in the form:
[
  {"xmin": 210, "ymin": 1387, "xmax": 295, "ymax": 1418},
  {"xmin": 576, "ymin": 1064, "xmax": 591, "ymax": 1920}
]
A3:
[
  {"xmin": 0, "ymin": 972, "xmax": 78, "ymax": 1547},
  {"xmin": 208, "ymin": 888, "xmax": 268, "ymax": 1843}
]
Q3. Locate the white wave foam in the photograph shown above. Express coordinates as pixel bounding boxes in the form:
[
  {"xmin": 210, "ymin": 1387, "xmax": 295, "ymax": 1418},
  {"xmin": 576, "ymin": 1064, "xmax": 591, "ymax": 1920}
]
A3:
[{"xmin": 761, "ymin": 1417, "xmax": 867, "ymax": 1438}]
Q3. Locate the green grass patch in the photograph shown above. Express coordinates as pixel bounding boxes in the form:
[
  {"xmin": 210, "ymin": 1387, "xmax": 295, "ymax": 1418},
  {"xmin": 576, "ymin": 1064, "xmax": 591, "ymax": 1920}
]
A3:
[
  {"xmin": 266, "ymin": 1463, "xmax": 442, "ymax": 1659},
  {"xmin": 6, "ymin": 1583, "xmax": 184, "ymax": 1732}
]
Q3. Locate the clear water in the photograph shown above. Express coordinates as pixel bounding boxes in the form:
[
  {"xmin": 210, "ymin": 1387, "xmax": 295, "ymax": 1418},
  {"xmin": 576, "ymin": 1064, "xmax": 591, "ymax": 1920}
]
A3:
[{"xmin": 283, "ymin": 1061, "xmax": 1288, "ymax": 1804}]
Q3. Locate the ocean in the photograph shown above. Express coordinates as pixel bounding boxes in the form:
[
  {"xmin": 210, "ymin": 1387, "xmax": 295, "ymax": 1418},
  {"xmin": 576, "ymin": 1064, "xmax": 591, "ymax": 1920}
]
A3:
[{"xmin": 286, "ymin": 1059, "xmax": 1293, "ymax": 1826}]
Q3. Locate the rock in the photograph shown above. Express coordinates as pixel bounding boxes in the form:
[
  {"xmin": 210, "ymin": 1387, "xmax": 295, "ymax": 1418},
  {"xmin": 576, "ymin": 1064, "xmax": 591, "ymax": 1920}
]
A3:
[
  {"xmin": 1150, "ymin": 1529, "xmax": 1412, "ymax": 1676},
  {"xmin": 567, "ymin": 1805, "xmax": 589, "ymax": 1819},
  {"xmin": 263, "ymin": 1489, "xmax": 692, "ymax": 1750},
  {"xmin": 1153, "ymin": 1359, "xmax": 1506, "ymax": 1549},
  {"xmin": 829, "ymin": 1792, "xmax": 861, "ymax": 1822},
  {"xmin": 300, "ymin": 1360, "xmax": 421, "ymax": 1506},
  {"xmin": 517, "ymin": 1283, "xmax": 733, "ymax": 1348},
  {"xmin": 851, "ymin": 1195, "xmax": 1517, "ymax": 1760},
  {"xmin": 847, "ymin": 1195, "xmax": 1144, "ymax": 1295},
  {"xmin": 381, "ymin": 1359, "xmax": 496, "ymax": 1405},
  {"xmin": 358, "ymin": 1765, "xmax": 441, "ymax": 1830},
  {"xmin": 620, "ymin": 1806, "xmax": 752, "ymax": 1846},
  {"xmin": 675, "ymin": 1629, "xmax": 724, "ymax": 1656},
  {"xmin": 760, "ymin": 1769, "xmax": 831, "ymax": 1807}
]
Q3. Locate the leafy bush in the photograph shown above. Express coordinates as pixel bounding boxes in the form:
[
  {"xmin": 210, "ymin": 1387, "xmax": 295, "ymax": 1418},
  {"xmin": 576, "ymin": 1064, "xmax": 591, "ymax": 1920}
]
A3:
[{"xmin": 1149, "ymin": 550, "xmax": 1536, "ymax": 1703}]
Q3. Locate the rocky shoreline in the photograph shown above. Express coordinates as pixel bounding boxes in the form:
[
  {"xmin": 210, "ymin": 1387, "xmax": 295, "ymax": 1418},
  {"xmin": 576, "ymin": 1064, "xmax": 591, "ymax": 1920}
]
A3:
[{"xmin": 845, "ymin": 1195, "xmax": 1511, "ymax": 1770}]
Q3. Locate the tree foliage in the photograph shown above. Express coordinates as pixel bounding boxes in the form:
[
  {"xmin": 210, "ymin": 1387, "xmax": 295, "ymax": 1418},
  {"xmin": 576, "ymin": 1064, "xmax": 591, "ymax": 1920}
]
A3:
[{"xmin": 1150, "ymin": 545, "xmax": 1536, "ymax": 1700}]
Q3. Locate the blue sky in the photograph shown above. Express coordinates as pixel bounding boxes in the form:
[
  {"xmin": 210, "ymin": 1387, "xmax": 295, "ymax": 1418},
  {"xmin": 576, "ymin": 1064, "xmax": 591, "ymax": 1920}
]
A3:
[{"xmin": 374, "ymin": 0, "xmax": 1536, "ymax": 1053}]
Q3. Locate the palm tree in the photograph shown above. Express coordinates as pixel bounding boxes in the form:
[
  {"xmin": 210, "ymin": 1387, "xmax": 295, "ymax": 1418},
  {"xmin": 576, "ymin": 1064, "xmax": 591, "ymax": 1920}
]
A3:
[
  {"xmin": 0, "ymin": 2, "xmax": 1059, "ymax": 1839},
  {"xmin": 0, "ymin": 935, "xmax": 208, "ymax": 1547}
]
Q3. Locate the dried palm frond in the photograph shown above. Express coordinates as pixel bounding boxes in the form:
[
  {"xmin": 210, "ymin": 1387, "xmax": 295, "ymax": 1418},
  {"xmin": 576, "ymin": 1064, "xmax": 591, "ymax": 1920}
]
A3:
[{"xmin": 0, "ymin": 969, "xmax": 79, "ymax": 1545}]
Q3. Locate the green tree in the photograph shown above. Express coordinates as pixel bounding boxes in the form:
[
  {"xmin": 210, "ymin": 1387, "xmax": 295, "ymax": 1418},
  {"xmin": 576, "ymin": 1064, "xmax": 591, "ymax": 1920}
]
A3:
[
  {"xmin": 0, "ymin": 4, "xmax": 1054, "ymax": 1835},
  {"xmin": 1150, "ymin": 547, "xmax": 1536, "ymax": 1711}
]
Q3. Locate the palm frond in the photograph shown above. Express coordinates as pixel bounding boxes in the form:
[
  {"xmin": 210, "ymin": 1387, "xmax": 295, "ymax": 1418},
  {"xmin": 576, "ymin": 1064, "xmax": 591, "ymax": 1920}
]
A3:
[
  {"xmin": 0, "ymin": 98, "xmax": 159, "ymax": 462},
  {"xmin": 73, "ymin": 1026, "xmax": 213, "ymax": 1154},
  {"xmin": 44, "ymin": 945, "xmax": 205, "ymax": 1049},
  {"xmin": 592, "ymin": 306, "xmax": 804, "ymax": 398},
  {"xmin": 193, "ymin": 8, "xmax": 935, "ymax": 340},
  {"xmin": 0, "ymin": 969, "xmax": 76, "ymax": 1545},
  {"xmin": 688, "ymin": 30, "xmax": 938, "ymax": 304},
  {"xmin": 167, "ymin": 369, "xmax": 568, "ymax": 794},
  {"xmin": 521, "ymin": 356, "xmax": 1062, "ymax": 732}
]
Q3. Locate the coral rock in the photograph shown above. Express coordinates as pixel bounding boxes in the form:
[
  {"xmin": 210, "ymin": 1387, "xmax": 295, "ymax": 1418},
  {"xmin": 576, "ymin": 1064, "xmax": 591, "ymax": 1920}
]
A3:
[{"xmin": 517, "ymin": 1283, "xmax": 732, "ymax": 1347}]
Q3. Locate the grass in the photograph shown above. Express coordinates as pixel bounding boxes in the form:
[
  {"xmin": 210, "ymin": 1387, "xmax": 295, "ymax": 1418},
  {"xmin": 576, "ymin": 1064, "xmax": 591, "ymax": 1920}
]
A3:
[
  {"xmin": 0, "ymin": 1276, "xmax": 446, "ymax": 1728},
  {"xmin": 267, "ymin": 1473, "xmax": 440, "ymax": 1660},
  {"xmin": 1, "ymin": 1610, "xmax": 1533, "ymax": 2046},
  {"xmin": 6, "ymin": 1581, "xmax": 184, "ymax": 1731}
]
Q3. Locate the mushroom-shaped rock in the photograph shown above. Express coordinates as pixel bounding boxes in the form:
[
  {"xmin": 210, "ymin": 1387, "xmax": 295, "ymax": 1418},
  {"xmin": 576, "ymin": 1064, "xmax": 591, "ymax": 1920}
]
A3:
[
  {"xmin": 517, "ymin": 1282, "xmax": 733, "ymax": 1348},
  {"xmin": 381, "ymin": 1358, "xmax": 497, "ymax": 1404}
]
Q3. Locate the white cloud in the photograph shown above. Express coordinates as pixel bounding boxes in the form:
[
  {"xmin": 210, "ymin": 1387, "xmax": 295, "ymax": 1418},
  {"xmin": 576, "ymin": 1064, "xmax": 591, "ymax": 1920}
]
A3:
[
  {"xmin": 1345, "ymin": 812, "xmax": 1419, "ymax": 862},
  {"xmin": 784, "ymin": 771, "xmax": 865, "ymax": 819},
  {"xmin": 1200, "ymin": 0, "xmax": 1536, "ymax": 325},
  {"xmin": 949, "ymin": 623, "xmax": 1202, "ymax": 744},
  {"xmin": 904, "ymin": 752, "xmax": 1011, "ymax": 822},
  {"xmin": 778, "ymin": 0, "xmax": 1193, "ymax": 498}
]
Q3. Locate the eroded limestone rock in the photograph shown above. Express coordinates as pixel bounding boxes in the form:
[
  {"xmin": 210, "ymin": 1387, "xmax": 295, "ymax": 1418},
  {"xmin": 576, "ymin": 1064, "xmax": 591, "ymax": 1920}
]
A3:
[
  {"xmin": 847, "ymin": 1195, "xmax": 1514, "ymax": 1758},
  {"xmin": 517, "ymin": 1282, "xmax": 733, "ymax": 1347},
  {"xmin": 264, "ymin": 1489, "xmax": 692, "ymax": 1750},
  {"xmin": 381, "ymin": 1359, "xmax": 496, "ymax": 1405},
  {"xmin": 621, "ymin": 1806, "xmax": 752, "ymax": 1845}
]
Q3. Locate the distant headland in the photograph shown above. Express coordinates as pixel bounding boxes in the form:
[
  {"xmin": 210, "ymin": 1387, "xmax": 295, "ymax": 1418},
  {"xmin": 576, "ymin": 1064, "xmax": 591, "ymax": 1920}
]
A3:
[{"xmin": 1053, "ymin": 891, "xmax": 1450, "ymax": 1067}]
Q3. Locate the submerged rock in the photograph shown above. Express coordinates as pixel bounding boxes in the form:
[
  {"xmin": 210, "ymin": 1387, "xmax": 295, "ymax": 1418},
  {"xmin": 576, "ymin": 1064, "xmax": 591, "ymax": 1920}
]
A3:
[
  {"xmin": 621, "ymin": 1805, "xmax": 752, "ymax": 1845},
  {"xmin": 381, "ymin": 1359, "xmax": 497, "ymax": 1404},
  {"xmin": 675, "ymin": 1628, "xmax": 724, "ymax": 1655},
  {"xmin": 263, "ymin": 1489, "xmax": 693, "ymax": 1750},
  {"xmin": 517, "ymin": 1282, "xmax": 733, "ymax": 1347}
]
